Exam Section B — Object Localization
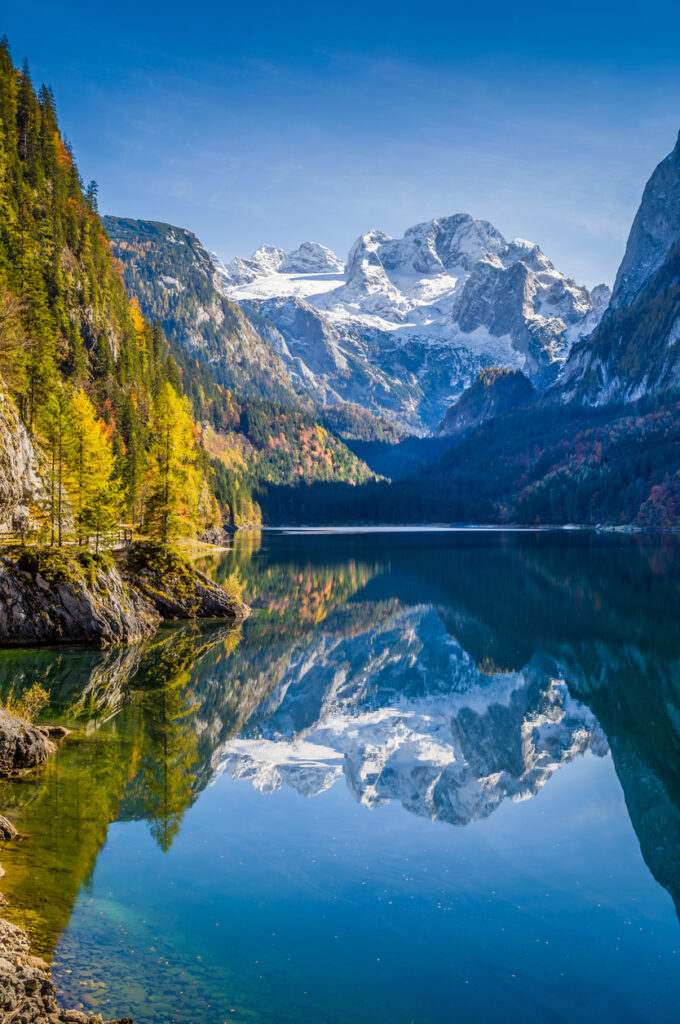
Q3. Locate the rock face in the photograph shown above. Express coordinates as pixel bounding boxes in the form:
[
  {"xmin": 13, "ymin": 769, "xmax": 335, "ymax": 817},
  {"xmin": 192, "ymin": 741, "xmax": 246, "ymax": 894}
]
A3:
[
  {"xmin": 437, "ymin": 367, "xmax": 535, "ymax": 436},
  {"xmin": 0, "ymin": 709, "xmax": 56, "ymax": 776},
  {"xmin": 0, "ymin": 379, "xmax": 45, "ymax": 532},
  {"xmin": 101, "ymin": 217, "xmax": 299, "ymax": 407},
  {"xmin": 0, "ymin": 546, "xmax": 247, "ymax": 647},
  {"xmin": 0, "ymin": 552, "xmax": 159, "ymax": 647},
  {"xmin": 559, "ymin": 131, "xmax": 680, "ymax": 405},
  {"xmin": 610, "ymin": 131, "xmax": 680, "ymax": 314}
]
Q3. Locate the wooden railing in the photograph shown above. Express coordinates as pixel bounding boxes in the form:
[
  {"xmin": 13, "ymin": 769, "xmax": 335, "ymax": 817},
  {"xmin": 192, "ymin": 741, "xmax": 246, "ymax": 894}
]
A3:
[{"xmin": 0, "ymin": 525, "xmax": 135, "ymax": 550}]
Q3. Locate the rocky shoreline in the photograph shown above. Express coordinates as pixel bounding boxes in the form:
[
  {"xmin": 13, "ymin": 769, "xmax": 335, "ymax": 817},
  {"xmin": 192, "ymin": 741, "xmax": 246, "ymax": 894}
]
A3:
[
  {"xmin": 0, "ymin": 542, "xmax": 248, "ymax": 647},
  {"xmin": 0, "ymin": 542, "xmax": 249, "ymax": 1020},
  {"xmin": 0, "ymin": 711, "xmax": 132, "ymax": 1023}
]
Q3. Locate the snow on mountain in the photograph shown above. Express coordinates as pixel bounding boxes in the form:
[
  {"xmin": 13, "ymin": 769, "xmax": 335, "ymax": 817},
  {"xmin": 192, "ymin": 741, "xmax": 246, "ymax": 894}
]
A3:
[
  {"xmin": 219, "ymin": 215, "xmax": 609, "ymax": 431},
  {"xmin": 214, "ymin": 606, "xmax": 606, "ymax": 826},
  {"xmin": 282, "ymin": 241, "xmax": 345, "ymax": 275}
]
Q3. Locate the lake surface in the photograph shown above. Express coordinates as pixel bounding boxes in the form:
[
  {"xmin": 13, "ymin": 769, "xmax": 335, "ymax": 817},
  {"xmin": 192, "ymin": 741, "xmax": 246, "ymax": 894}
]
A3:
[{"xmin": 1, "ymin": 529, "xmax": 680, "ymax": 1023}]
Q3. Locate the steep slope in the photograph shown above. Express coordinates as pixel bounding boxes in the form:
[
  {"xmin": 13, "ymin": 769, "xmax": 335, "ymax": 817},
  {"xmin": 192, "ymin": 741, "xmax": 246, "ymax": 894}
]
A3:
[
  {"xmin": 0, "ymin": 376, "xmax": 44, "ymax": 530},
  {"xmin": 221, "ymin": 215, "xmax": 609, "ymax": 430},
  {"xmin": 103, "ymin": 217, "xmax": 300, "ymax": 405},
  {"xmin": 559, "ymin": 131, "xmax": 680, "ymax": 404},
  {"xmin": 436, "ymin": 367, "xmax": 535, "ymax": 436},
  {"xmin": 103, "ymin": 218, "xmax": 376, "ymax": 501},
  {"xmin": 0, "ymin": 41, "xmax": 228, "ymax": 530}
]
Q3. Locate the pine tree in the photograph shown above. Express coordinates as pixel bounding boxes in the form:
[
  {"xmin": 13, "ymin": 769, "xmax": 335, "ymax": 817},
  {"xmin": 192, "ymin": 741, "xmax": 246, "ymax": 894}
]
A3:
[{"xmin": 0, "ymin": 288, "xmax": 27, "ymax": 396}]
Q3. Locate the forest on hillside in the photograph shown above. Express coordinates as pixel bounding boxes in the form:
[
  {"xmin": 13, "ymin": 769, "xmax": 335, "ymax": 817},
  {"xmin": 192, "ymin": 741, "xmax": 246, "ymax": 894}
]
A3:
[
  {"xmin": 257, "ymin": 390, "xmax": 680, "ymax": 529},
  {"xmin": 0, "ymin": 39, "xmax": 372, "ymax": 542},
  {"xmin": 0, "ymin": 38, "xmax": 227, "ymax": 544}
]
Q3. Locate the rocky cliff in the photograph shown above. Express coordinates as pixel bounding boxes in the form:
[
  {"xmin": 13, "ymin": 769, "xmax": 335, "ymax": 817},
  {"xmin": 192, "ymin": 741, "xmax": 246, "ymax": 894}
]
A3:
[
  {"xmin": 102, "ymin": 217, "xmax": 299, "ymax": 407},
  {"xmin": 0, "ymin": 545, "xmax": 247, "ymax": 647},
  {"xmin": 559, "ymin": 131, "xmax": 680, "ymax": 404},
  {"xmin": 0, "ymin": 379, "xmax": 45, "ymax": 532}
]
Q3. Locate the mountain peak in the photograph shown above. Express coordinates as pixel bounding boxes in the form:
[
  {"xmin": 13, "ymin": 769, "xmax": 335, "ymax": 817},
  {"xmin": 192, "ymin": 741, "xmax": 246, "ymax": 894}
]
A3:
[
  {"xmin": 609, "ymin": 131, "xmax": 680, "ymax": 312},
  {"xmin": 281, "ymin": 241, "xmax": 344, "ymax": 274}
]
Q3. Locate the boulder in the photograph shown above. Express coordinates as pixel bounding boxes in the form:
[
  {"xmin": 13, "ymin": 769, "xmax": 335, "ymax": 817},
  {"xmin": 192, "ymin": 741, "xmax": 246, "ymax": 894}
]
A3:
[{"xmin": 0, "ymin": 709, "xmax": 55, "ymax": 776}]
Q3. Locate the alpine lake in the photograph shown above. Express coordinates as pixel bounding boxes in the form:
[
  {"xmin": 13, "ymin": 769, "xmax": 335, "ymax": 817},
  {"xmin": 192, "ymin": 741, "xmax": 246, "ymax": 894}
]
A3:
[{"xmin": 1, "ymin": 528, "xmax": 679, "ymax": 1024}]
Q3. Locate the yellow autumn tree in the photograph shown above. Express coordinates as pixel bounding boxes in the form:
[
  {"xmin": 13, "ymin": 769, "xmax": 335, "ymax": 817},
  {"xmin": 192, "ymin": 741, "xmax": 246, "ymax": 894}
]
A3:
[
  {"xmin": 144, "ymin": 383, "xmax": 201, "ymax": 547},
  {"xmin": 68, "ymin": 389, "xmax": 121, "ymax": 549}
]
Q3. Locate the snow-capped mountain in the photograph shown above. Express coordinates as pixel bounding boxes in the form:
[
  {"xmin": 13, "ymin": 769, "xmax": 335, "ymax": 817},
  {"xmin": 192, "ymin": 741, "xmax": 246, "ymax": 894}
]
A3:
[
  {"xmin": 218, "ymin": 215, "xmax": 609, "ymax": 431},
  {"xmin": 559, "ymin": 131, "xmax": 680, "ymax": 405},
  {"xmin": 214, "ymin": 606, "xmax": 606, "ymax": 826},
  {"xmin": 224, "ymin": 241, "xmax": 344, "ymax": 283}
]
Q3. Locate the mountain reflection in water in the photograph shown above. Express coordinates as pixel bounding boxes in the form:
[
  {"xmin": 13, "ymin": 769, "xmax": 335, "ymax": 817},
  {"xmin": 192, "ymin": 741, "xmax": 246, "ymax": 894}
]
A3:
[{"xmin": 1, "ymin": 529, "xmax": 680, "ymax": 1022}]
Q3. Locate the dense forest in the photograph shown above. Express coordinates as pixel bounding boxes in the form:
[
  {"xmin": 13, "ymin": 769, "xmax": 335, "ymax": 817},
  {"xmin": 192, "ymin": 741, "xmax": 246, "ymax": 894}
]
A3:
[
  {"xmin": 0, "ymin": 40, "xmax": 373, "ymax": 540},
  {"xmin": 0, "ymin": 38, "xmax": 229, "ymax": 543},
  {"xmin": 258, "ymin": 389, "xmax": 680, "ymax": 528}
]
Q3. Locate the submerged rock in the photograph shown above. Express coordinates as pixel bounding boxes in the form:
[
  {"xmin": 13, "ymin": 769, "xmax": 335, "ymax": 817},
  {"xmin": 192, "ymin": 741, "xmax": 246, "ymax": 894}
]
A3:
[
  {"xmin": 0, "ymin": 916, "xmax": 132, "ymax": 1023},
  {"xmin": 0, "ymin": 712, "xmax": 130, "ymax": 1021}
]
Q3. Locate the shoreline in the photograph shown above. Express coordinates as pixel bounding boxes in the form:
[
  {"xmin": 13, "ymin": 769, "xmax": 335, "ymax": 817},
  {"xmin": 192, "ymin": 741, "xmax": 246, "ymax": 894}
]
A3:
[
  {"xmin": 0, "ymin": 712, "xmax": 130, "ymax": 1022},
  {"xmin": 0, "ymin": 543, "xmax": 248, "ymax": 649},
  {"xmin": 257, "ymin": 522, "xmax": 672, "ymax": 534}
]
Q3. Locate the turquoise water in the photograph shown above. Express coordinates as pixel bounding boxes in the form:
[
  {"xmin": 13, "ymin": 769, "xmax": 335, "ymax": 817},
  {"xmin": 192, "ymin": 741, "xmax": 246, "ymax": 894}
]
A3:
[{"xmin": 1, "ymin": 530, "xmax": 680, "ymax": 1023}]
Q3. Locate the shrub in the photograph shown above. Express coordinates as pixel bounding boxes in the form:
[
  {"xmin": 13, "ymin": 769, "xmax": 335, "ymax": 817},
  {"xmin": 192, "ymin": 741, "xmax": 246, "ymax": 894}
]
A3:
[{"xmin": 1, "ymin": 683, "xmax": 50, "ymax": 723}]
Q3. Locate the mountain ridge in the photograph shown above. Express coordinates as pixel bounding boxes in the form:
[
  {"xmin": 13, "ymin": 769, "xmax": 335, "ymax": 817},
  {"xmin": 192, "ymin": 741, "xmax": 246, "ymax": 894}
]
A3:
[
  {"xmin": 220, "ymin": 213, "xmax": 609, "ymax": 431},
  {"xmin": 558, "ymin": 131, "xmax": 680, "ymax": 405}
]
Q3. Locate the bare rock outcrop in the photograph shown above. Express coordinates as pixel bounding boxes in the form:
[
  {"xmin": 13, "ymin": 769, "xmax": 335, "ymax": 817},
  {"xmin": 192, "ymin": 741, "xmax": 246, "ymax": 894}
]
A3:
[
  {"xmin": 0, "ymin": 544, "xmax": 248, "ymax": 648},
  {"xmin": 0, "ymin": 382, "xmax": 45, "ymax": 533},
  {"xmin": 0, "ymin": 551, "xmax": 160, "ymax": 647}
]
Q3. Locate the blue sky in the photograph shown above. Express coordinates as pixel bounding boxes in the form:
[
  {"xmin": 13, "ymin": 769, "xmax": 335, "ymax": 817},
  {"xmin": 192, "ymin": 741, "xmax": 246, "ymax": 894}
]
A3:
[{"xmin": 4, "ymin": 1, "xmax": 680, "ymax": 286}]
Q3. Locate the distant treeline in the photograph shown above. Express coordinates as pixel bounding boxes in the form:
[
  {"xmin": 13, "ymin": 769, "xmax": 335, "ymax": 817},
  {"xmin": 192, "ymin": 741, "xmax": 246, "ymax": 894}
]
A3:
[{"xmin": 257, "ymin": 390, "xmax": 680, "ymax": 529}]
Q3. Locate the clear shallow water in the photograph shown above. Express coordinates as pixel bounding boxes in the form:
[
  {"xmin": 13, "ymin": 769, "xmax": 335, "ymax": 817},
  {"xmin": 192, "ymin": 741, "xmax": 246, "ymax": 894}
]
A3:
[{"xmin": 1, "ymin": 530, "xmax": 680, "ymax": 1023}]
